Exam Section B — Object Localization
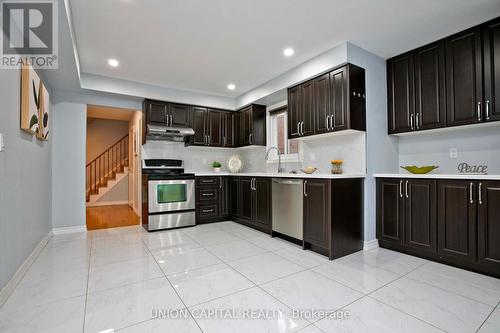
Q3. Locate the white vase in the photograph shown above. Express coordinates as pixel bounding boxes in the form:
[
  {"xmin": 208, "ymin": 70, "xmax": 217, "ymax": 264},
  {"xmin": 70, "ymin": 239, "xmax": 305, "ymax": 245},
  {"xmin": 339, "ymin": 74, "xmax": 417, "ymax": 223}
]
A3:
[{"xmin": 213, "ymin": 167, "xmax": 221, "ymax": 173}]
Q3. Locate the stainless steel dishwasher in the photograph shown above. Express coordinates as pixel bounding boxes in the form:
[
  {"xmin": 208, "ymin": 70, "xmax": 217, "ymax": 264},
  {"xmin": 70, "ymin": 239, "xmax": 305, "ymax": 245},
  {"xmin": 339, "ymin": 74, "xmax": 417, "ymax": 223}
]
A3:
[{"xmin": 272, "ymin": 178, "xmax": 303, "ymax": 240}]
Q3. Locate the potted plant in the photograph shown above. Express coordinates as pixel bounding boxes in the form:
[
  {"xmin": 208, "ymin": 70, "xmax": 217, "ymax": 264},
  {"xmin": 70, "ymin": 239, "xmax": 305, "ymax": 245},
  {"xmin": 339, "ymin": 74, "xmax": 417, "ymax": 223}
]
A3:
[
  {"xmin": 331, "ymin": 159, "xmax": 343, "ymax": 174},
  {"xmin": 211, "ymin": 161, "xmax": 222, "ymax": 173}
]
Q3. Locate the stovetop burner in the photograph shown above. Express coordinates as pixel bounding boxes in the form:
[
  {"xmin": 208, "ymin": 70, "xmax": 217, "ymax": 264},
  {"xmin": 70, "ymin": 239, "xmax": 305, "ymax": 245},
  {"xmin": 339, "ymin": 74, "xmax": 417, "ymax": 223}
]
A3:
[{"xmin": 142, "ymin": 159, "xmax": 193, "ymax": 178}]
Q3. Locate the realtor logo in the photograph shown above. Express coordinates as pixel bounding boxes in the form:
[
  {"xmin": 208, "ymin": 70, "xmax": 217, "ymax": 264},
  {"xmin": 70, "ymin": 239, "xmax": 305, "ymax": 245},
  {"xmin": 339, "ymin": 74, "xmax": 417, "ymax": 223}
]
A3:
[{"xmin": 1, "ymin": 0, "xmax": 58, "ymax": 69}]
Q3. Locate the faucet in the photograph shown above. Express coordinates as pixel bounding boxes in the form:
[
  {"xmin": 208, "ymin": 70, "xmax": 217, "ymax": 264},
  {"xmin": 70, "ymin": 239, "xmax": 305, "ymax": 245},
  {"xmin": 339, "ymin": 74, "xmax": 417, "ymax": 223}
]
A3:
[{"xmin": 265, "ymin": 147, "xmax": 284, "ymax": 173}]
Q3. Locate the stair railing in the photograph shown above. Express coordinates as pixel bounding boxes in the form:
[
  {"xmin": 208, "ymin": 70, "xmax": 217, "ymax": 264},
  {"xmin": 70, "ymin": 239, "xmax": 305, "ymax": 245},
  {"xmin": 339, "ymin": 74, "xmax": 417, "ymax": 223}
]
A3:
[{"xmin": 86, "ymin": 134, "xmax": 129, "ymax": 198}]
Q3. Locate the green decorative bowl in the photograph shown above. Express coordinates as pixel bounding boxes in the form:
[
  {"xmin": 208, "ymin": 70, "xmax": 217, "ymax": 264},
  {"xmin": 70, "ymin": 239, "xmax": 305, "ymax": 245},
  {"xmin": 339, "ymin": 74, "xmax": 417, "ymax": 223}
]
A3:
[{"xmin": 401, "ymin": 165, "xmax": 439, "ymax": 174}]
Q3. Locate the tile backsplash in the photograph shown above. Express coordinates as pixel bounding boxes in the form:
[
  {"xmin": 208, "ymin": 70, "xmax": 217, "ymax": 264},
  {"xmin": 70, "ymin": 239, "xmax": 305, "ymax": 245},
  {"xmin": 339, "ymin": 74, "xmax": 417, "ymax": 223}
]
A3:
[{"xmin": 142, "ymin": 131, "xmax": 366, "ymax": 175}]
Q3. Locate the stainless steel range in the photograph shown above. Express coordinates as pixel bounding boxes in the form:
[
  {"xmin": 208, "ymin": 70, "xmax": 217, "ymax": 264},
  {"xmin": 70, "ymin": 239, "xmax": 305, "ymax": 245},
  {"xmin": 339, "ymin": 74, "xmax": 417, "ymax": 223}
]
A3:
[{"xmin": 142, "ymin": 159, "xmax": 195, "ymax": 231}]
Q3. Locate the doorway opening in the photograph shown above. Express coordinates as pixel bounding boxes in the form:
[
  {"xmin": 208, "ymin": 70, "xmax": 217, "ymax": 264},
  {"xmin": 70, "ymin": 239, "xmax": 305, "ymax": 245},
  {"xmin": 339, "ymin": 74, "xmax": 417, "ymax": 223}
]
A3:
[{"xmin": 85, "ymin": 104, "xmax": 142, "ymax": 230}]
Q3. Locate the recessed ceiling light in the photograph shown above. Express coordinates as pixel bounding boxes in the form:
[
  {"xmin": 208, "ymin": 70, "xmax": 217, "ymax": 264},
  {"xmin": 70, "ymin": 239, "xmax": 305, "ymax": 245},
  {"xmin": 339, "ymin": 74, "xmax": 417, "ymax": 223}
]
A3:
[
  {"xmin": 283, "ymin": 48, "xmax": 294, "ymax": 57},
  {"xmin": 108, "ymin": 58, "xmax": 119, "ymax": 67},
  {"xmin": 227, "ymin": 83, "xmax": 236, "ymax": 90}
]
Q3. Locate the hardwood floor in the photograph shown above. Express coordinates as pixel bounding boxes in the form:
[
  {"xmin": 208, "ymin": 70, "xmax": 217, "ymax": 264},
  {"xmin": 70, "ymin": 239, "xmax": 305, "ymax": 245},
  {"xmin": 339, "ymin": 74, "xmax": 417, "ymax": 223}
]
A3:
[{"xmin": 86, "ymin": 204, "xmax": 140, "ymax": 230}]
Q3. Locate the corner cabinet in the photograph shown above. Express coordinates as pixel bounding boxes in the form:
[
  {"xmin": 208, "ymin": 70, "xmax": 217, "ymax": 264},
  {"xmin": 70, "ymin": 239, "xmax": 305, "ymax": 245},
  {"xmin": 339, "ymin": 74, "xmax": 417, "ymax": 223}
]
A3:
[
  {"xmin": 304, "ymin": 179, "xmax": 363, "ymax": 260},
  {"xmin": 387, "ymin": 16, "xmax": 500, "ymax": 134},
  {"xmin": 377, "ymin": 177, "xmax": 500, "ymax": 278},
  {"xmin": 195, "ymin": 176, "xmax": 230, "ymax": 224},
  {"xmin": 287, "ymin": 63, "xmax": 366, "ymax": 140},
  {"xmin": 238, "ymin": 104, "xmax": 266, "ymax": 146}
]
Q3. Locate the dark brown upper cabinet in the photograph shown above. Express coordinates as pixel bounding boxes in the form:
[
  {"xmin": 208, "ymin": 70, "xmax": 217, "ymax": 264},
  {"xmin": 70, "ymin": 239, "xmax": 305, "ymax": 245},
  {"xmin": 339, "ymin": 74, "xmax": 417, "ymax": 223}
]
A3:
[
  {"xmin": 483, "ymin": 18, "xmax": 500, "ymax": 122},
  {"xmin": 388, "ymin": 17, "xmax": 500, "ymax": 134},
  {"xmin": 191, "ymin": 106, "xmax": 208, "ymax": 146},
  {"xmin": 445, "ymin": 27, "xmax": 483, "ymax": 127},
  {"xmin": 238, "ymin": 104, "xmax": 266, "ymax": 146},
  {"xmin": 288, "ymin": 63, "xmax": 366, "ymax": 140},
  {"xmin": 145, "ymin": 100, "xmax": 168, "ymax": 125},
  {"xmin": 222, "ymin": 111, "xmax": 237, "ymax": 147},
  {"xmin": 144, "ymin": 100, "xmax": 191, "ymax": 128},
  {"xmin": 169, "ymin": 103, "xmax": 191, "ymax": 127},
  {"xmin": 207, "ymin": 109, "xmax": 223, "ymax": 147},
  {"xmin": 477, "ymin": 181, "xmax": 500, "ymax": 276}
]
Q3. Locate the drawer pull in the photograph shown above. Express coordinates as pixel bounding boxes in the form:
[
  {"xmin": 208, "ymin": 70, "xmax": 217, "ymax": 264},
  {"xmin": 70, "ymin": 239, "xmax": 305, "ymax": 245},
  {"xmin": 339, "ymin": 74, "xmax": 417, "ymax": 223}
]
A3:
[
  {"xmin": 202, "ymin": 209, "xmax": 214, "ymax": 213},
  {"xmin": 202, "ymin": 193, "xmax": 214, "ymax": 196}
]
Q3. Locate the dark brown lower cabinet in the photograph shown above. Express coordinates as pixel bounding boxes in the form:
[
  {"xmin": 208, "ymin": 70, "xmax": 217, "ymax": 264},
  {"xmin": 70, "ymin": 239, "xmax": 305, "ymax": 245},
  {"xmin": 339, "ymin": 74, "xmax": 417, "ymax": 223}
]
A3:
[
  {"xmin": 377, "ymin": 178, "xmax": 500, "ymax": 278},
  {"xmin": 233, "ymin": 177, "xmax": 271, "ymax": 233},
  {"xmin": 229, "ymin": 177, "xmax": 240, "ymax": 217},
  {"xmin": 304, "ymin": 179, "xmax": 363, "ymax": 260},
  {"xmin": 477, "ymin": 181, "xmax": 500, "ymax": 276},
  {"xmin": 195, "ymin": 177, "xmax": 229, "ymax": 224}
]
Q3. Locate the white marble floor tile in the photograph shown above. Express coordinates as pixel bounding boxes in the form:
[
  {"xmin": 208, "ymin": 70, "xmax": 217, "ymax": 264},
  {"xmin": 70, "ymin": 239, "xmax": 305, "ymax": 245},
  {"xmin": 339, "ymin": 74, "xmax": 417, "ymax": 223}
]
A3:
[
  {"xmin": 142, "ymin": 231, "xmax": 200, "ymax": 252},
  {"xmin": 92, "ymin": 233, "xmax": 144, "ymax": 250},
  {"xmin": 181, "ymin": 224, "xmax": 223, "ymax": 237},
  {"xmin": 91, "ymin": 242, "xmax": 151, "ymax": 266},
  {"xmin": 88, "ymin": 256, "xmax": 164, "ymax": 292},
  {"xmin": 167, "ymin": 263, "xmax": 254, "ymax": 306},
  {"xmin": 154, "ymin": 247, "xmax": 222, "ymax": 275},
  {"xmin": 0, "ymin": 295, "xmax": 85, "ymax": 333},
  {"xmin": 188, "ymin": 230, "xmax": 241, "ymax": 247},
  {"xmin": 296, "ymin": 325, "xmax": 325, "ymax": 333},
  {"xmin": 478, "ymin": 306, "xmax": 500, "ymax": 333},
  {"xmin": 407, "ymin": 261, "xmax": 500, "ymax": 306},
  {"xmin": 51, "ymin": 232, "xmax": 91, "ymax": 243},
  {"xmin": 85, "ymin": 278, "xmax": 184, "ymax": 333},
  {"xmin": 206, "ymin": 240, "xmax": 268, "ymax": 262},
  {"xmin": 228, "ymin": 252, "xmax": 305, "ymax": 284},
  {"xmin": 312, "ymin": 259, "xmax": 400, "ymax": 294},
  {"xmin": 117, "ymin": 314, "xmax": 202, "ymax": 332},
  {"xmin": 190, "ymin": 287, "xmax": 308, "ymax": 333},
  {"xmin": 246, "ymin": 235, "xmax": 297, "ymax": 251},
  {"xmin": 261, "ymin": 270, "xmax": 362, "ymax": 322},
  {"xmin": 274, "ymin": 247, "xmax": 327, "ymax": 268},
  {"xmin": 370, "ymin": 277, "xmax": 493, "ymax": 333},
  {"xmin": 224, "ymin": 225, "xmax": 267, "ymax": 239},
  {"xmin": 315, "ymin": 296, "xmax": 443, "ymax": 333},
  {"xmin": 90, "ymin": 225, "xmax": 142, "ymax": 238},
  {"xmin": 341, "ymin": 248, "xmax": 427, "ymax": 275}
]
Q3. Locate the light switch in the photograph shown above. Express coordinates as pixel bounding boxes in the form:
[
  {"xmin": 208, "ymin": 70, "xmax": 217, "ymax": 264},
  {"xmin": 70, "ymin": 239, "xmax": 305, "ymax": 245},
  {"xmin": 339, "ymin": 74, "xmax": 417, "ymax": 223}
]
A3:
[
  {"xmin": 0, "ymin": 133, "xmax": 4, "ymax": 152},
  {"xmin": 449, "ymin": 148, "xmax": 457, "ymax": 159}
]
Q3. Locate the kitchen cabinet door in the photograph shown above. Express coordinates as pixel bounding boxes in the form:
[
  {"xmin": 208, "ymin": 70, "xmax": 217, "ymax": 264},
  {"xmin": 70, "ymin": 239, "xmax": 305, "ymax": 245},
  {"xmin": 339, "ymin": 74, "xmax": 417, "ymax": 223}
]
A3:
[
  {"xmin": 314, "ymin": 73, "xmax": 330, "ymax": 134},
  {"xmin": 208, "ymin": 110, "xmax": 223, "ymax": 147},
  {"xmin": 303, "ymin": 179, "xmax": 331, "ymax": 249},
  {"xmin": 414, "ymin": 42, "xmax": 446, "ymax": 130},
  {"xmin": 229, "ymin": 177, "xmax": 240, "ymax": 217},
  {"xmin": 477, "ymin": 181, "xmax": 500, "ymax": 276},
  {"xmin": 405, "ymin": 179, "xmax": 437, "ymax": 254},
  {"xmin": 146, "ymin": 100, "xmax": 168, "ymax": 125},
  {"xmin": 219, "ymin": 177, "xmax": 230, "ymax": 217},
  {"xmin": 240, "ymin": 106, "xmax": 252, "ymax": 145},
  {"xmin": 288, "ymin": 86, "xmax": 301, "ymax": 138},
  {"xmin": 253, "ymin": 178, "xmax": 271, "ymax": 228},
  {"xmin": 300, "ymin": 81, "xmax": 315, "ymax": 136},
  {"xmin": 223, "ymin": 112, "xmax": 236, "ymax": 147},
  {"xmin": 437, "ymin": 180, "xmax": 477, "ymax": 264},
  {"xmin": 191, "ymin": 107, "xmax": 207, "ymax": 145},
  {"xmin": 376, "ymin": 178, "xmax": 405, "ymax": 246},
  {"xmin": 330, "ymin": 66, "xmax": 348, "ymax": 131},
  {"xmin": 239, "ymin": 177, "xmax": 253, "ymax": 220},
  {"xmin": 445, "ymin": 27, "xmax": 483, "ymax": 127},
  {"xmin": 169, "ymin": 103, "xmax": 191, "ymax": 127},
  {"xmin": 483, "ymin": 18, "xmax": 500, "ymax": 123},
  {"xmin": 387, "ymin": 53, "xmax": 414, "ymax": 134}
]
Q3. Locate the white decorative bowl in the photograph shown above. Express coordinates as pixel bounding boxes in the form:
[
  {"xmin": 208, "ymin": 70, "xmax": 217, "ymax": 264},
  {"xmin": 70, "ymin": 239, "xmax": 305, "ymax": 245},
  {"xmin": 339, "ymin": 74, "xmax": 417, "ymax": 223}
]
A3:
[{"xmin": 227, "ymin": 155, "xmax": 243, "ymax": 173}]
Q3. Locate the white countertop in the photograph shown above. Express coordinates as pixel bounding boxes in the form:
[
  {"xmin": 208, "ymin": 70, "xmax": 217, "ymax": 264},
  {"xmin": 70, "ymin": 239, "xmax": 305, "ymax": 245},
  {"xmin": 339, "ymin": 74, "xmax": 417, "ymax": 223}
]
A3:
[
  {"xmin": 192, "ymin": 172, "xmax": 366, "ymax": 179},
  {"xmin": 373, "ymin": 173, "xmax": 500, "ymax": 180}
]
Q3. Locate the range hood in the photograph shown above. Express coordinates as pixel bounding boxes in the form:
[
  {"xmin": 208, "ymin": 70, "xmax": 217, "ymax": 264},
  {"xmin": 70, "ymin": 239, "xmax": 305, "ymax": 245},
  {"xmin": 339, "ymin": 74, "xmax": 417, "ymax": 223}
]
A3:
[{"xmin": 146, "ymin": 124, "xmax": 195, "ymax": 142}]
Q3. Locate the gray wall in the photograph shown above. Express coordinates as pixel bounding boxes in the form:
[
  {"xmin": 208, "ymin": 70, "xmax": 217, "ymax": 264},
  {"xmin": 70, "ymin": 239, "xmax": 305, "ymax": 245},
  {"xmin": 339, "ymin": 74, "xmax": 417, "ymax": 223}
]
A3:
[
  {"xmin": 0, "ymin": 68, "xmax": 52, "ymax": 291},
  {"xmin": 51, "ymin": 102, "xmax": 87, "ymax": 229},
  {"xmin": 347, "ymin": 43, "xmax": 399, "ymax": 242},
  {"xmin": 399, "ymin": 125, "xmax": 500, "ymax": 174}
]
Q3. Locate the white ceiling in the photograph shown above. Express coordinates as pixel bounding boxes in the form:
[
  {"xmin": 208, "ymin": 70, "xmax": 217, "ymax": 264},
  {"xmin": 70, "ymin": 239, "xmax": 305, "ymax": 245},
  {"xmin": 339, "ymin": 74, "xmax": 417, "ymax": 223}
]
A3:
[
  {"xmin": 87, "ymin": 105, "xmax": 135, "ymax": 121},
  {"xmin": 70, "ymin": 0, "xmax": 500, "ymax": 98}
]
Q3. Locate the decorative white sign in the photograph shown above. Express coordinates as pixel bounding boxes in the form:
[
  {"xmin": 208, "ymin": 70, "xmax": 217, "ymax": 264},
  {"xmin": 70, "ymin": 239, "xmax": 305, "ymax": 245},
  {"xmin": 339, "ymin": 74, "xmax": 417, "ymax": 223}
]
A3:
[{"xmin": 457, "ymin": 162, "xmax": 488, "ymax": 175}]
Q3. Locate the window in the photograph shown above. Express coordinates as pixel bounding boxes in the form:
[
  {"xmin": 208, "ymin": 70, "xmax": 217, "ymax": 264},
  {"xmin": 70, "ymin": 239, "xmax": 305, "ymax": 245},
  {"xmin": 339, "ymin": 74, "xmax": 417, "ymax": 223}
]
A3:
[{"xmin": 268, "ymin": 106, "xmax": 299, "ymax": 161}]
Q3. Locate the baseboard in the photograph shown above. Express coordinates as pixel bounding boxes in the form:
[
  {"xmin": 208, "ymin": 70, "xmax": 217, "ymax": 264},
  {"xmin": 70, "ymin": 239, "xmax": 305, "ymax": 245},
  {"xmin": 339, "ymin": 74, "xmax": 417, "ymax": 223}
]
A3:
[
  {"xmin": 86, "ymin": 200, "xmax": 129, "ymax": 207},
  {"xmin": 52, "ymin": 225, "xmax": 87, "ymax": 235},
  {"xmin": 363, "ymin": 239, "xmax": 379, "ymax": 251},
  {"xmin": 0, "ymin": 231, "xmax": 53, "ymax": 307}
]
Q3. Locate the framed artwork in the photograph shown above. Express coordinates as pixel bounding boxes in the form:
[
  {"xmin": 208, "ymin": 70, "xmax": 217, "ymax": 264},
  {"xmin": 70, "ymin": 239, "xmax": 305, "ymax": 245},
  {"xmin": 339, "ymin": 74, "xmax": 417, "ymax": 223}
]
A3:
[{"xmin": 20, "ymin": 60, "xmax": 50, "ymax": 140}]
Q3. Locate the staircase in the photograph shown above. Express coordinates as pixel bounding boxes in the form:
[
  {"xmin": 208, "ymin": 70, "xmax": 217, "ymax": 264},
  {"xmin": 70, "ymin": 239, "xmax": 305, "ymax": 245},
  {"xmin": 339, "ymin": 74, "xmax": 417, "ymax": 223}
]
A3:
[{"xmin": 86, "ymin": 135, "xmax": 129, "ymax": 202}]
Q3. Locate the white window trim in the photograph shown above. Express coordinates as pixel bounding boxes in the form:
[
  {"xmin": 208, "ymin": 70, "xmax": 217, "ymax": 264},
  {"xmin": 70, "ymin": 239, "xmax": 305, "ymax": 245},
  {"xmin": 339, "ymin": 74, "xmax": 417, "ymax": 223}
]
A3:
[{"xmin": 266, "ymin": 102, "xmax": 302, "ymax": 163}]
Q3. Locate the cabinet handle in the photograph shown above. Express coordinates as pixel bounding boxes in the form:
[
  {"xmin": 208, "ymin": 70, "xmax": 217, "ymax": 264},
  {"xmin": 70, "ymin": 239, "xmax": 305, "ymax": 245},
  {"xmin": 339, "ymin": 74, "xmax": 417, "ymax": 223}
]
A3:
[
  {"xmin": 219, "ymin": 177, "xmax": 222, "ymax": 189},
  {"xmin": 301, "ymin": 121, "xmax": 305, "ymax": 135},
  {"xmin": 297, "ymin": 122, "xmax": 300, "ymax": 135},
  {"xmin": 399, "ymin": 180, "xmax": 403, "ymax": 198},
  {"xmin": 479, "ymin": 183, "xmax": 482, "ymax": 205},
  {"xmin": 410, "ymin": 114, "xmax": 414, "ymax": 131},
  {"xmin": 249, "ymin": 133, "xmax": 253, "ymax": 145},
  {"xmin": 477, "ymin": 102, "xmax": 482, "ymax": 121},
  {"xmin": 486, "ymin": 100, "xmax": 490, "ymax": 121},
  {"xmin": 202, "ymin": 193, "xmax": 214, "ymax": 196},
  {"xmin": 170, "ymin": 115, "xmax": 173, "ymax": 126},
  {"xmin": 325, "ymin": 114, "xmax": 330, "ymax": 131},
  {"xmin": 469, "ymin": 182, "xmax": 474, "ymax": 204},
  {"xmin": 416, "ymin": 113, "xmax": 420, "ymax": 130},
  {"xmin": 330, "ymin": 115, "xmax": 334, "ymax": 130},
  {"xmin": 405, "ymin": 180, "xmax": 409, "ymax": 198},
  {"xmin": 303, "ymin": 180, "xmax": 308, "ymax": 197},
  {"xmin": 202, "ymin": 209, "xmax": 214, "ymax": 213}
]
